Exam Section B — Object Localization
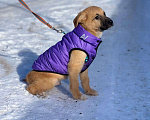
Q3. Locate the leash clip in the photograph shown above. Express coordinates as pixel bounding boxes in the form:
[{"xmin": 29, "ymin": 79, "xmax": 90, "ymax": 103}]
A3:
[
  {"xmin": 19, "ymin": 0, "xmax": 66, "ymax": 35},
  {"xmin": 52, "ymin": 27, "xmax": 66, "ymax": 34}
]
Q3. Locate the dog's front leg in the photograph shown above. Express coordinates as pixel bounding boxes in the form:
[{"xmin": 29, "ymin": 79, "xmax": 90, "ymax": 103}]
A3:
[
  {"xmin": 80, "ymin": 69, "xmax": 98, "ymax": 96},
  {"xmin": 68, "ymin": 50, "xmax": 87, "ymax": 100}
]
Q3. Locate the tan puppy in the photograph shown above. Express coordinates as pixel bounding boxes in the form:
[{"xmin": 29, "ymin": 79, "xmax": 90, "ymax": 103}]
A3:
[{"xmin": 25, "ymin": 6, "xmax": 113, "ymax": 100}]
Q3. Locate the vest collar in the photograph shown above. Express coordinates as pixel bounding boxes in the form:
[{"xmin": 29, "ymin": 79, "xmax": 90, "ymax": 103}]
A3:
[{"xmin": 73, "ymin": 25, "xmax": 102, "ymax": 47}]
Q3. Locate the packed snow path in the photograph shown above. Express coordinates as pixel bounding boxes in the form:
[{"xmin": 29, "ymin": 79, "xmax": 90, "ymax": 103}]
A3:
[{"xmin": 0, "ymin": 0, "xmax": 149, "ymax": 120}]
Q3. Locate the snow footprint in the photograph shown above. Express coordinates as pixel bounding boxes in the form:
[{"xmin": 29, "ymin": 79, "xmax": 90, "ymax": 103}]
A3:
[{"xmin": 0, "ymin": 57, "xmax": 12, "ymax": 77}]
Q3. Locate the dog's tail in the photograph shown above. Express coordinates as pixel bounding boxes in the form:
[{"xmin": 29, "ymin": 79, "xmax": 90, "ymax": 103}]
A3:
[{"xmin": 22, "ymin": 79, "xmax": 27, "ymax": 82}]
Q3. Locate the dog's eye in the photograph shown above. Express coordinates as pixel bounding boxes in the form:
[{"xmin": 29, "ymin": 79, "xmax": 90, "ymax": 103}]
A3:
[{"xmin": 95, "ymin": 15, "xmax": 100, "ymax": 20}]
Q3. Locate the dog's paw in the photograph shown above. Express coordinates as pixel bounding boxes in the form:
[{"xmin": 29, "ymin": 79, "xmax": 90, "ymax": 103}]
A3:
[
  {"xmin": 27, "ymin": 85, "xmax": 48, "ymax": 98},
  {"xmin": 86, "ymin": 89, "xmax": 98, "ymax": 96},
  {"xmin": 80, "ymin": 94, "xmax": 87, "ymax": 100},
  {"xmin": 36, "ymin": 92, "xmax": 48, "ymax": 98},
  {"xmin": 73, "ymin": 94, "xmax": 87, "ymax": 100}
]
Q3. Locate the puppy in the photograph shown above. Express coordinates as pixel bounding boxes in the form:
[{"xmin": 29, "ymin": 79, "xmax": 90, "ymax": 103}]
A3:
[{"xmin": 25, "ymin": 6, "xmax": 113, "ymax": 100}]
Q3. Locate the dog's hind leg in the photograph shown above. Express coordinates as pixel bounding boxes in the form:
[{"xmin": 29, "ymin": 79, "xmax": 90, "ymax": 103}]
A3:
[
  {"xmin": 26, "ymin": 77, "xmax": 58, "ymax": 96},
  {"xmin": 25, "ymin": 71, "xmax": 67, "ymax": 96}
]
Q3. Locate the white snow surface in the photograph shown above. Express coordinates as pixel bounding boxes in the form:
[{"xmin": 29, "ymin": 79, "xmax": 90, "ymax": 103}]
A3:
[{"xmin": 0, "ymin": 0, "xmax": 150, "ymax": 120}]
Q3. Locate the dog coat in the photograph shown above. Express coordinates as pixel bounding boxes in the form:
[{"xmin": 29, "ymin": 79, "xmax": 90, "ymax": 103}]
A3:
[{"xmin": 32, "ymin": 25, "xmax": 102, "ymax": 75}]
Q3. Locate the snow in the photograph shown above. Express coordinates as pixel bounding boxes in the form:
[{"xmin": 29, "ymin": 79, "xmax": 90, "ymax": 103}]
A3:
[{"xmin": 0, "ymin": 0, "xmax": 150, "ymax": 120}]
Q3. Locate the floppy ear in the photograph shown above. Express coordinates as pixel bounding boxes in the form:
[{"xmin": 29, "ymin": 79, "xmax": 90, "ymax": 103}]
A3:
[{"xmin": 73, "ymin": 11, "xmax": 87, "ymax": 27}]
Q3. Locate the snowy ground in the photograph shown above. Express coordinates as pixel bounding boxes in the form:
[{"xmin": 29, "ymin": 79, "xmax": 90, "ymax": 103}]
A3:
[{"xmin": 0, "ymin": 0, "xmax": 150, "ymax": 120}]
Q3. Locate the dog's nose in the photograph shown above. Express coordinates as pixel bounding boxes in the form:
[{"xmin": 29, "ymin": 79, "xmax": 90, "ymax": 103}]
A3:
[{"xmin": 108, "ymin": 19, "xmax": 113, "ymax": 26}]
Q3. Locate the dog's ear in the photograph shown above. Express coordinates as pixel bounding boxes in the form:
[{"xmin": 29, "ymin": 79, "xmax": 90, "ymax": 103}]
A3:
[{"xmin": 73, "ymin": 11, "xmax": 87, "ymax": 27}]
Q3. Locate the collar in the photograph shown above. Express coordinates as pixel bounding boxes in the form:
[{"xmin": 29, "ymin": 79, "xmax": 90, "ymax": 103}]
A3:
[{"xmin": 73, "ymin": 25, "xmax": 102, "ymax": 47}]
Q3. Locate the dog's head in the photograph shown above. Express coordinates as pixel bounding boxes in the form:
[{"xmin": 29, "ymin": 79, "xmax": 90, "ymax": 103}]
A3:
[{"xmin": 73, "ymin": 6, "xmax": 113, "ymax": 38}]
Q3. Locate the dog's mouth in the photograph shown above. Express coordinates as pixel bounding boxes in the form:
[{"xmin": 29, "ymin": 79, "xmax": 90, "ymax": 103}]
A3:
[
  {"xmin": 100, "ymin": 24, "xmax": 113, "ymax": 31},
  {"xmin": 100, "ymin": 18, "xmax": 114, "ymax": 31},
  {"xmin": 100, "ymin": 27, "xmax": 108, "ymax": 31}
]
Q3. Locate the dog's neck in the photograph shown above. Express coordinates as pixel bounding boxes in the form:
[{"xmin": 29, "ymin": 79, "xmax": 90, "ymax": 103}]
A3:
[
  {"xmin": 89, "ymin": 30, "xmax": 103, "ymax": 38},
  {"xmin": 96, "ymin": 31, "xmax": 103, "ymax": 38},
  {"xmin": 80, "ymin": 24, "xmax": 103, "ymax": 38}
]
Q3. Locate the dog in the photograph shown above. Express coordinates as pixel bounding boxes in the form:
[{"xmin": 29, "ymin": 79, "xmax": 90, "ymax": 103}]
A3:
[{"xmin": 25, "ymin": 6, "xmax": 113, "ymax": 100}]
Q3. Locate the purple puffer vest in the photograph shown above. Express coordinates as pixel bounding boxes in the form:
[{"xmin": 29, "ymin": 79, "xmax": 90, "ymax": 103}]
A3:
[{"xmin": 32, "ymin": 25, "xmax": 102, "ymax": 75}]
